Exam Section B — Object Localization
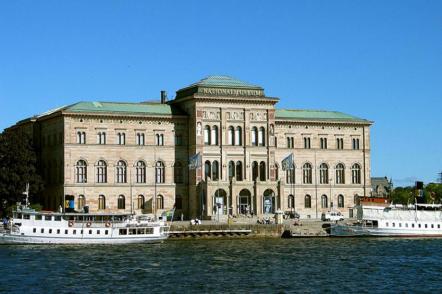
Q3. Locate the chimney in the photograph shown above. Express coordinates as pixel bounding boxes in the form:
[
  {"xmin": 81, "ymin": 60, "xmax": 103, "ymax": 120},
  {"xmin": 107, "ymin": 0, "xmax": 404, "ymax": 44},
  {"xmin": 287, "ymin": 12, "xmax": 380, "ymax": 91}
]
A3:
[{"xmin": 160, "ymin": 90, "xmax": 168, "ymax": 104}]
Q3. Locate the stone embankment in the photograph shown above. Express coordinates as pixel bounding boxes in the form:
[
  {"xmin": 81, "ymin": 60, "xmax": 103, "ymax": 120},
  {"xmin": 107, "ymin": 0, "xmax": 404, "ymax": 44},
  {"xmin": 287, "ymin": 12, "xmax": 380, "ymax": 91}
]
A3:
[{"xmin": 169, "ymin": 219, "xmax": 330, "ymax": 239}]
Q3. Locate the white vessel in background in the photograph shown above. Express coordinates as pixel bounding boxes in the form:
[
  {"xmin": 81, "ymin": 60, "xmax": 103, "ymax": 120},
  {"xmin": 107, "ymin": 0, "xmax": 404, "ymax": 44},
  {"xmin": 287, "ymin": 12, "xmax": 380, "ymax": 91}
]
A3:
[{"xmin": 331, "ymin": 198, "xmax": 442, "ymax": 237}]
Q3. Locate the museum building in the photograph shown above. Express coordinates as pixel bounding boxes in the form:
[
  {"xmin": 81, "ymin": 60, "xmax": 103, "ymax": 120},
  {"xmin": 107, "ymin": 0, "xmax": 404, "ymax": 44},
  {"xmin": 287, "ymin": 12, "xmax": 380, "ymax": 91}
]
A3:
[{"xmin": 10, "ymin": 76, "xmax": 372, "ymax": 220}]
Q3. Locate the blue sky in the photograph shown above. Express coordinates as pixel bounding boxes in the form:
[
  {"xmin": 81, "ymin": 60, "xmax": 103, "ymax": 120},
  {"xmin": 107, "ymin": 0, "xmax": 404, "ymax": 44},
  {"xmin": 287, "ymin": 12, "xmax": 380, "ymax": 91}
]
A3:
[{"xmin": 0, "ymin": 0, "xmax": 441, "ymax": 186}]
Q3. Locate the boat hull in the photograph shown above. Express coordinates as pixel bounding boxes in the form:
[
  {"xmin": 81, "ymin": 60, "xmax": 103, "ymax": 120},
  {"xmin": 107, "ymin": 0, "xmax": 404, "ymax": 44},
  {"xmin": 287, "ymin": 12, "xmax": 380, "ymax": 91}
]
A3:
[
  {"xmin": 330, "ymin": 224, "xmax": 442, "ymax": 237},
  {"xmin": 0, "ymin": 233, "xmax": 168, "ymax": 245}
]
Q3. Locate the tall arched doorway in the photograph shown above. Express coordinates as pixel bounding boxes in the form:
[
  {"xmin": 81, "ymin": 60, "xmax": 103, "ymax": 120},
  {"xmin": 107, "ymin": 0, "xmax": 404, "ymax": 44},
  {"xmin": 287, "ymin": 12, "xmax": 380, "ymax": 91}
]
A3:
[
  {"xmin": 238, "ymin": 189, "xmax": 252, "ymax": 215},
  {"xmin": 263, "ymin": 189, "xmax": 276, "ymax": 214},
  {"xmin": 214, "ymin": 189, "xmax": 227, "ymax": 216}
]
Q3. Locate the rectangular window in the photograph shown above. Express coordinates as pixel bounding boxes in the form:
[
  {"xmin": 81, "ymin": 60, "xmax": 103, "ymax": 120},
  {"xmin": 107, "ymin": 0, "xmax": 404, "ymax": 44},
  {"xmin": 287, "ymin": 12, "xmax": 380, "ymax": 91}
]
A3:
[
  {"xmin": 97, "ymin": 230, "xmax": 100, "ymax": 235},
  {"xmin": 136, "ymin": 133, "xmax": 145, "ymax": 146},
  {"xmin": 45, "ymin": 215, "xmax": 52, "ymax": 221},
  {"xmin": 412, "ymin": 223, "xmax": 415, "ymax": 228},
  {"xmin": 105, "ymin": 230, "xmax": 109, "ymax": 235},
  {"xmin": 81, "ymin": 230, "xmax": 83, "ymax": 234},
  {"xmin": 24, "ymin": 214, "xmax": 30, "ymax": 220},
  {"xmin": 303, "ymin": 137, "xmax": 311, "ymax": 149},
  {"xmin": 41, "ymin": 228, "xmax": 44, "ymax": 233},
  {"xmin": 320, "ymin": 137, "xmax": 328, "ymax": 149},
  {"xmin": 129, "ymin": 229, "xmax": 136, "ymax": 235},
  {"xmin": 57, "ymin": 229, "xmax": 60, "ymax": 234},
  {"xmin": 146, "ymin": 228, "xmax": 154, "ymax": 234},
  {"xmin": 137, "ymin": 228, "xmax": 145, "ymax": 235},
  {"xmin": 49, "ymin": 229, "xmax": 52, "ymax": 234},
  {"xmin": 65, "ymin": 230, "xmax": 68, "ymax": 234},
  {"xmin": 54, "ymin": 216, "xmax": 61, "ymax": 221},
  {"xmin": 336, "ymin": 138, "xmax": 344, "ymax": 150},
  {"xmin": 119, "ymin": 229, "xmax": 127, "ymax": 235},
  {"xmin": 352, "ymin": 138, "xmax": 360, "ymax": 150},
  {"xmin": 89, "ymin": 230, "xmax": 92, "ymax": 234},
  {"xmin": 33, "ymin": 228, "xmax": 36, "ymax": 233},
  {"xmin": 73, "ymin": 230, "xmax": 77, "ymax": 235},
  {"xmin": 431, "ymin": 224, "xmax": 434, "ymax": 228},
  {"xmin": 35, "ymin": 215, "xmax": 42, "ymax": 220}
]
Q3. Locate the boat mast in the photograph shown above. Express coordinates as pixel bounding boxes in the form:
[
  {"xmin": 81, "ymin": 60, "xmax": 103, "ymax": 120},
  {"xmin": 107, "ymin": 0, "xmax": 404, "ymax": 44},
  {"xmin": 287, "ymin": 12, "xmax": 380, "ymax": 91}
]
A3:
[{"xmin": 22, "ymin": 183, "xmax": 30, "ymax": 208}]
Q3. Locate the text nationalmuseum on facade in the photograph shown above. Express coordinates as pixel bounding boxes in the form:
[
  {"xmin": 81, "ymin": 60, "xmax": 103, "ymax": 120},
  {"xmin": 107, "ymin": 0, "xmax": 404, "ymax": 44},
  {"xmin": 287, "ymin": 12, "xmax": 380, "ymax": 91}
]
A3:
[{"xmin": 10, "ymin": 76, "xmax": 372, "ymax": 220}]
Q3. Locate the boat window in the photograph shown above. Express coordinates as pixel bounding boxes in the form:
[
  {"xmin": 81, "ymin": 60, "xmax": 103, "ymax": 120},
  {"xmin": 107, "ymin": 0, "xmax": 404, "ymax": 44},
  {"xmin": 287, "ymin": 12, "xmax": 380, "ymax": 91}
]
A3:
[
  {"xmin": 425, "ymin": 224, "xmax": 428, "ymax": 228},
  {"xmin": 105, "ymin": 230, "xmax": 108, "ymax": 235},
  {"xmin": 146, "ymin": 228, "xmax": 154, "ymax": 234},
  {"xmin": 65, "ymin": 229, "xmax": 68, "ymax": 234},
  {"xmin": 89, "ymin": 230, "xmax": 92, "ymax": 234},
  {"xmin": 73, "ymin": 230, "xmax": 76, "ymax": 235},
  {"xmin": 412, "ymin": 224, "xmax": 415, "ymax": 228},
  {"xmin": 392, "ymin": 223, "xmax": 395, "ymax": 227},
  {"xmin": 97, "ymin": 230, "xmax": 100, "ymax": 235},
  {"xmin": 45, "ymin": 215, "xmax": 52, "ymax": 221},
  {"xmin": 54, "ymin": 216, "xmax": 62, "ymax": 221},
  {"xmin": 49, "ymin": 229, "xmax": 52, "ymax": 234},
  {"xmin": 17, "ymin": 213, "xmax": 22, "ymax": 219},
  {"xmin": 119, "ymin": 229, "xmax": 127, "ymax": 235},
  {"xmin": 431, "ymin": 224, "xmax": 434, "ymax": 228},
  {"xmin": 129, "ymin": 229, "xmax": 136, "ymax": 235},
  {"xmin": 399, "ymin": 223, "xmax": 402, "ymax": 227},
  {"xmin": 33, "ymin": 228, "xmax": 36, "ymax": 233},
  {"xmin": 81, "ymin": 230, "xmax": 83, "ymax": 234},
  {"xmin": 137, "ymin": 228, "xmax": 145, "ymax": 234},
  {"xmin": 418, "ymin": 224, "xmax": 421, "ymax": 228},
  {"xmin": 405, "ymin": 223, "xmax": 408, "ymax": 228},
  {"xmin": 438, "ymin": 225, "xmax": 441, "ymax": 229},
  {"xmin": 41, "ymin": 228, "xmax": 44, "ymax": 233},
  {"xmin": 24, "ymin": 214, "xmax": 30, "ymax": 220},
  {"xmin": 35, "ymin": 215, "xmax": 42, "ymax": 220},
  {"xmin": 57, "ymin": 229, "xmax": 60, "ymax": 234},
  {"xmin": 386, "ymin": 222, "xmax": 389, "ymax": 227}
]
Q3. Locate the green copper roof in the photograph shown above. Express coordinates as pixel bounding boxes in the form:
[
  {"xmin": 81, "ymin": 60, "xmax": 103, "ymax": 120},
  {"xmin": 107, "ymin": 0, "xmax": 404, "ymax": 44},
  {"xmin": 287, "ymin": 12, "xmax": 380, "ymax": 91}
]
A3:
[
  {"xmin": 64, "ymin": 101, "xmax": 182, "ymax": 116},
  {"xmin": 187, "ymin": 75, "xmax": 263, "ymax": 89},
  {"xmin": 275, "ymin": 109, "xmax": 370, "ymax": 122}
]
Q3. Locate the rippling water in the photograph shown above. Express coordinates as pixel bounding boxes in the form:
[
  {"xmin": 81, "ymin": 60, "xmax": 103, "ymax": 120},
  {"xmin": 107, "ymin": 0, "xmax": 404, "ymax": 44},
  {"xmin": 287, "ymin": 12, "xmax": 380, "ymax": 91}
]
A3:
[{"xmin": 1, "ymin": 238, "xmax": 442, "ymax": 293}]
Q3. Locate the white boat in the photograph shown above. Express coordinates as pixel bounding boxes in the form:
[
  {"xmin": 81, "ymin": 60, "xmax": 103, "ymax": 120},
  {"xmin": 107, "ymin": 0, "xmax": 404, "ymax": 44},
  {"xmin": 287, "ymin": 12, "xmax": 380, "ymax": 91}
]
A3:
[
  {"xmin": 331, "ymin": 202, "xmax": 442, "ymax": 237},
  {"xmin": 1, "ymin": 204, "xmax": 170, "ymax": 244}
]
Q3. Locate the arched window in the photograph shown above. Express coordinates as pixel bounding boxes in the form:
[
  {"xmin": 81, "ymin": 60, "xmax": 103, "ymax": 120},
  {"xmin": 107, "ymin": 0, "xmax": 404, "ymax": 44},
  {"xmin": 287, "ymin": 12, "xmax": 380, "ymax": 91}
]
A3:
[
  {"xmin": 236, "ymin": 161, "xmax": 243, "ymax": 181},
  {"xmin": 338, "ymin": 194, "xmax": 344, "ymax": 208},
  {"xmin": 156, "ymin": 195, "xmax": 164, "ymax": 210},
  {"xmin": 75, "ymin": 160, "xmax": 87, "ymax": 183},
  {"xmin": 155, "ymin": 161, "xmax": 165, "ymax": 183},
  {"xmin": 235, "ymin": 126, "xmax": 242, "ymax": 146},
  {"xmin": 286, "ymin": 168, "xmax": 295, "ymax": 184},
  {"xmin": 258, "ymin": 127, "xmax": 265, "ymax": 146},
  {"xmin": 174, "ymin": 162, "xmax": 184, "ymax": 184},
  {"xmin": 117, "ymin": 132, "xmax": 125, "ymax": 145},
  {"xmin": 98, "ymin": 195, "xmax": 106, "ymax": 210},
  {"xmin": 137, "ymin": 195, "xmax": 145, "ymax": 209},
  {"xmin": 137, "ymin": 133, "xmax": 145, "ymax": 145},
  {"xmin": 305, "ymin": 195, "xmax": 312, "ymax": 208},
  {"xmin": 321, "ymin": 195, "xmax": 328, "ymax": 208},
  {"xmin": 118, "ymin": 195, "xmax": 125, "ymax": 209},
  {"xmin": 136, "ymin": 161, "xmax": 146, "ymax": 183},
  {"xmin": 97, "ymin": 132, "xmax": 106, "ymax": 144},
  {"xmin": 336, "ymin": 163, "xmax": 345, "ymax": 184},
  {"xmin": 204, "ymin": 160, "xmax": 211, "ymax": 181},
  {"xmin": 77, "ymin": 131, "xmax": 86, "ymax": 144},
  {"xmin": 212, "ymin": 160, "xmax": 219, "ymax": 181},
  {"xmin": 259, "ymin": 161, "xmax": 266, "ymax": 181},
  {"xmin": 96, "ymin": 160, "xmax": 107, "ymax": 183},
  {"xmin": 352, "ymin": 163, "xmax": 361, "ymax": 184},
  {"xmin": 251, "ymin": 127, "xmax": 258, "ymax": 146},
  {"xmin": 288, "ymin": 195, "xmax": 295, "ymax": 209},
  {"xmin": 303, "ymin": 163, "xmax": 312, "ymax": 184},
  {"xmin": 228, "ymin": 161, "xmax": 235, "ymax": 180},
  {"xmin": 319, "ymin": 163, "xmax": 329, "ymax": 184},
  {"xmin": 228, "ymin": 126, "xmax": 234, "ymax": 145},
  {"xmin": 211, "ymin": 126, "xmax": 218, "ymax": 145},
  {"xmin": 77, "ymin": 195, "xmax": 86, "ymax": 210},
  {"xmin": 252, "ymin": 161, "xmax": 258, "ymax": 181},
  {"xmin": 204, "ymin": 126, "xmax": 211, "ymax": 145},
  {"xmin": 116, "ymin": 160, "xmax": 127, "ymax": 183}
]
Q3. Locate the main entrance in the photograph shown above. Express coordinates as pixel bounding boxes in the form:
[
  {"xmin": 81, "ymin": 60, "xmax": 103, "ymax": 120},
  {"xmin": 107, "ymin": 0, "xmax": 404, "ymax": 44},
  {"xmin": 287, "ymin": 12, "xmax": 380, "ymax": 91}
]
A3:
[
  {"xmin": 238, "ymin": 189, "xmax": 252, "ymax": 215},
  {"xmin": 213, "ymin": 189, "xmax": 227, "ymax": 216}
]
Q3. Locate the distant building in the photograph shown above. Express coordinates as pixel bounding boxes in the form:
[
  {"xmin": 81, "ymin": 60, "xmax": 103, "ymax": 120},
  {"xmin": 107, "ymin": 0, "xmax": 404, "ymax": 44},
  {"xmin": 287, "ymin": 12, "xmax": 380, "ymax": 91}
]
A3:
[
  {"xmin": 8, "ymin": 75, "xmax": 373, "ymax": 219},
  {"xmin": 371, "ymin": 177, "xmax": 392, "ymax": 198}
]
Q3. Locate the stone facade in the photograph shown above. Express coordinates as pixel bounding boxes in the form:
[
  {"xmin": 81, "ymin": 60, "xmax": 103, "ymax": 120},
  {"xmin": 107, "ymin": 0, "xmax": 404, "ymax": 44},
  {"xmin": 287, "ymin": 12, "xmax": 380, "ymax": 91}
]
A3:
[{"xmin": 9, "ymin": 76, "xmax": 372, "ymax": 220}]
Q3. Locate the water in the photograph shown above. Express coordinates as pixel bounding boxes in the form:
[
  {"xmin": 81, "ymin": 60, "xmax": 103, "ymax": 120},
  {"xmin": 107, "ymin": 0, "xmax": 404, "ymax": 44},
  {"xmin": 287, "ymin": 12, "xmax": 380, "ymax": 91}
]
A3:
[{"xmin": 1, "ymin": 238, "xmax": 442, "ymax": 293}]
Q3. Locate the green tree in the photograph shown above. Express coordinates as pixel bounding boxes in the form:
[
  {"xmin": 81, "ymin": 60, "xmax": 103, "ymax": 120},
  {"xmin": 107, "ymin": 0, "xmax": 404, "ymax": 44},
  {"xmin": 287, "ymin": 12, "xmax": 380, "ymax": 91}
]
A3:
[
  {"xmin": 0, "ymin": 130, "xmax": 44, "ymax": 215},
  {"xmin": 425, "ymin": 183, "xmax": 442, "ymax": 203},
  {"xmin": 389, "ymin": 186, "xmax": 414, "ymax": 204}
]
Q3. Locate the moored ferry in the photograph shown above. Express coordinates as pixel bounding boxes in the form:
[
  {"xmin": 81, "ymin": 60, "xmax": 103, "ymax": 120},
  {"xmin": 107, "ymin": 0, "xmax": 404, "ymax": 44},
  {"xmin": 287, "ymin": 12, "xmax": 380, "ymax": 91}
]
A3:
[
  {"xmin": 1, "ymin": 203, "xmax": 170, "ymax": 244},
  {"xmin": 331, "ymin": 200, "xmax": 442, "ymax": 237}
]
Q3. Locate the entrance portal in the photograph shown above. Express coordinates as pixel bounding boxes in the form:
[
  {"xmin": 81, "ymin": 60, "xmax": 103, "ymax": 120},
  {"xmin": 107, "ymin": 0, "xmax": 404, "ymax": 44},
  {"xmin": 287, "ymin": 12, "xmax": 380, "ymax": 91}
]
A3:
[
  {"xmin": 214, "ymin": 189, "xmax": 227, "ymax": 216},
  {"xmin": 238, "ymin": 189, "xmax": 252, "ymax": 215}
]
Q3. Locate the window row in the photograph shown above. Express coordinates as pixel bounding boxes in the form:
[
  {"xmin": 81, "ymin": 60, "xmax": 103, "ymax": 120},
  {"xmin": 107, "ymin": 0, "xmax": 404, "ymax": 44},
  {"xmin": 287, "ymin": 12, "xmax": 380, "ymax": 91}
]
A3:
[
  {"xmin": 75, "ymin": 160, "xmax": 185, "ymax": 184},
  {"xmin": 287, "ymin": 194, "xmax": 345, "ymax": 209},
  {"xmin": 203, "ymin": 125, "xmax": 266, "ymax": 146},
  {"xmin": 286, "ymin": 137, "xmax": 361, "ymax": 150},
  {"xmin": 385, "ymin": 222, "xmax": 441, "ymax": 229},
  {"xmin": 285, "ymin": 163, "xmax": 362, "ymax": 184},
  {"xmin": 76, "ymin": 131, "xmax": 182, "ymax": 146},
  {"xmin": 33, "ymin": 227, "xmax": 110, "ymax": 235},
  {"xmin": 78, "ymin": 194, "xmax": 164, "ymax": 210}
]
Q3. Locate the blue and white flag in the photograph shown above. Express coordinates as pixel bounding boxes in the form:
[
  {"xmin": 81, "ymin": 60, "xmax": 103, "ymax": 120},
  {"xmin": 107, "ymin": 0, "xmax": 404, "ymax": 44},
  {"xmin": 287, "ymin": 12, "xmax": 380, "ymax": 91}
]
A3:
[
  {"xmin": 189, "ymin": 152, "xmax": 202, "ymax": 170},
  {"xmin": 282, "ymin": 153, "xmax": 294, "ymax": 171}
]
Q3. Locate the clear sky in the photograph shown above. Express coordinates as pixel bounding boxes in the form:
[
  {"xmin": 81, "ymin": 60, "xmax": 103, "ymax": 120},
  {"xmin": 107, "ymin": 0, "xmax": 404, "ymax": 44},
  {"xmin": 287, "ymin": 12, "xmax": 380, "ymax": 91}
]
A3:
[{"xmin": 0, "ymin": 0, "xmax": 441, "ymax": 186}]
